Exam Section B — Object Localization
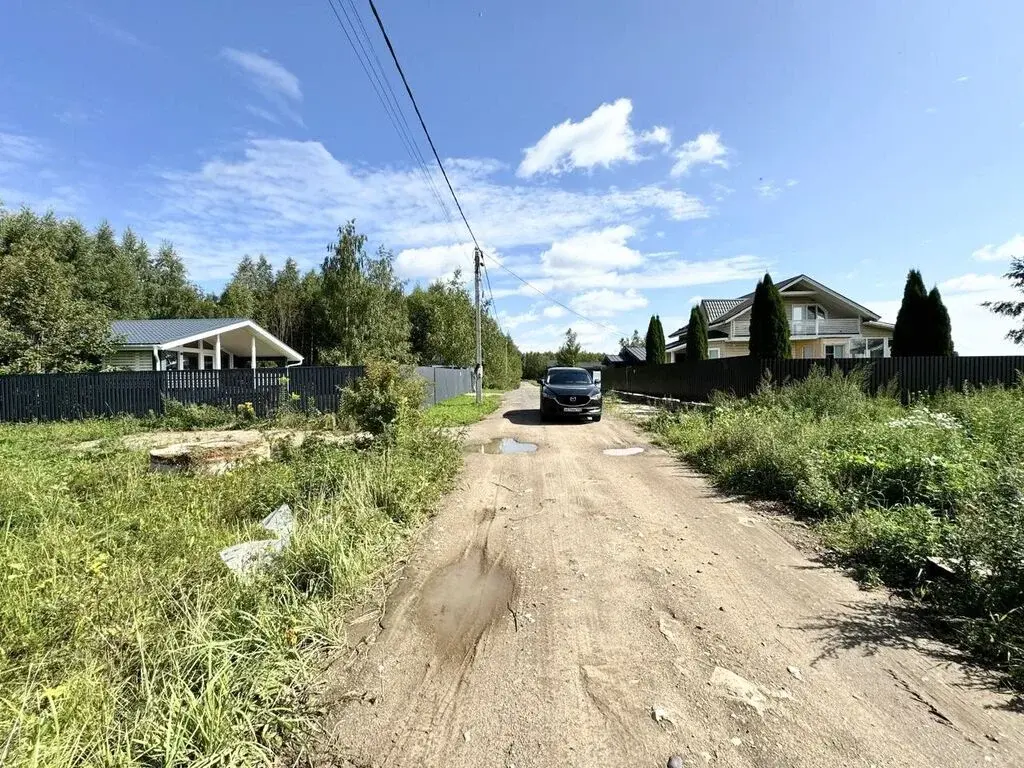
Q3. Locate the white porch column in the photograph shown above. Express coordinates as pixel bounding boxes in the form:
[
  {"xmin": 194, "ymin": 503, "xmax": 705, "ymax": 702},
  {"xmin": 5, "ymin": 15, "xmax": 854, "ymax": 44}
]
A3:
[
  {"xmin": 228, "ymin": 352, "xmax": 235, "ymax": 369},
  {"xmin": 250, "ymin": 335, "xmax": 257, "ymax": 369},
  {"xmin": 198, "ymin": 339, "xmax": 205, "ymax": 370},
  {"xmin": 153, "ymin": 346, "xmax": 160, "ymax": 371},
  {"xmin": 214, "ymin": 334, "xmax": 222, "ymax": 370},
  {"xmin": 176, "ymin": 350, "xmax": 183, "ymax": 369}
]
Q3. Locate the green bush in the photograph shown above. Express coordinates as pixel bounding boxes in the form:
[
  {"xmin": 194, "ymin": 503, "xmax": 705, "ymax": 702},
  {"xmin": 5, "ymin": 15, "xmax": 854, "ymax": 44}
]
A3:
[
  {"xmin": 340, "ymin": 359, "xmax": 426, "ymax": 438},
  {"xmin": 644, "ymin": 370, "xmax": 1024, "ymax": 688},
  {"xmin": 157, "ymin": 399, "xmax": 237, "ymax": 430}
]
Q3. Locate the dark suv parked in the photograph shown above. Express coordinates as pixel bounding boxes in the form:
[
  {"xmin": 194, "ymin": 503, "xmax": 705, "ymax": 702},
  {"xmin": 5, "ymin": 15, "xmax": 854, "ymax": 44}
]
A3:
[{"xmin": 539, "ymin": 367, "xmax": 602, "ymax": 422}]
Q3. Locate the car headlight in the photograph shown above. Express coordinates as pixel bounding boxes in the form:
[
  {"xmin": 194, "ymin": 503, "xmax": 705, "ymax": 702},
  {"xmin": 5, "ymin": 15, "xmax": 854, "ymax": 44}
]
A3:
[
  {"xmin": 542, "ymin": 387, "xmax": 555, "ymax": 399},
  {"xmin": 590, "ymin": 390, "xmax": 602, "ymax": 400}
]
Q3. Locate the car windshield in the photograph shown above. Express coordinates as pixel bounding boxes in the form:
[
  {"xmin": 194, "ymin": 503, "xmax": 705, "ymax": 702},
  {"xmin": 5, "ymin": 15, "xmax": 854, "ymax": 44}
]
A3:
[{"xmin": 547, "ymin": 370, "xmax": 592, "ymax": 385}]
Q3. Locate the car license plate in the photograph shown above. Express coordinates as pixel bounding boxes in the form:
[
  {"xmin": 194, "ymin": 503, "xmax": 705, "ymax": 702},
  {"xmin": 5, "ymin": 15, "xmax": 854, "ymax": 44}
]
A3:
[{"xmin": 563, "ymin": 407, "xmax": 582, "ymax": 413}]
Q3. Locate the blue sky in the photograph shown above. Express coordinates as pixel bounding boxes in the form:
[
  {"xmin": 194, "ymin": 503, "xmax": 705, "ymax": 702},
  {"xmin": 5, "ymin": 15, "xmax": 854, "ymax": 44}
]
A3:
[{"xmin": 2, "ymin": 1, "xmax": 1024, "ymax": 353}]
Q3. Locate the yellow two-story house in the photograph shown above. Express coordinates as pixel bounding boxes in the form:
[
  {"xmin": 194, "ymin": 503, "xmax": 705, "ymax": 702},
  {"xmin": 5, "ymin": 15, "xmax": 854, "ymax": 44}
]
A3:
[{"xmin": 665, "ymin": 274, "xmax": 894, "ymax": 361}]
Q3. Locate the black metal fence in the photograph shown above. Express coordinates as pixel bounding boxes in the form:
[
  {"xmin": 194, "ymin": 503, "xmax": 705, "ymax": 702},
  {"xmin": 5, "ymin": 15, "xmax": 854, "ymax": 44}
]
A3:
[
  {"xmin": 0, "ymin": 366, "xmax": 364, "ymax": 422},
  {"xmin": 602, "ymin": 356, "xmax": 1024, "ymax": 403},
  {"xmin": 415, "ymin": 366, "xmax": 474, "ymax": 407}
]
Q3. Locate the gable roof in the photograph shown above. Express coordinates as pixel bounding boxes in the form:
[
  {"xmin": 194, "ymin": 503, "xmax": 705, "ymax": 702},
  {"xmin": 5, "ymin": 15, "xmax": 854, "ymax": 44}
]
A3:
[
  {"xmin": 622, "ymin": 345, "xmax": 646, "ymax": 363},
  {"xmin": 671, "ymin": 274, "xmax": 881, "ymax": 336},
  {"xmin": 669, "ymin": 299, "xmax": 744, "ymax": 338},
  {"xmin": 111, "ymin": 319, "xmax": 250, "ymax": 346},
  {"xmin": 110, "ymin": 318, "xmax": 303, "ymax": 362}
]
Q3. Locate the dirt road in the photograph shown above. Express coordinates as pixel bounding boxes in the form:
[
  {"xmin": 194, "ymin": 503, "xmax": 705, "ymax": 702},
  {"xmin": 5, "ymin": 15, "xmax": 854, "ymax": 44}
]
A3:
[{"xmin": 320, "ymin": 385, "xmax": 1024, "ymax": 767}]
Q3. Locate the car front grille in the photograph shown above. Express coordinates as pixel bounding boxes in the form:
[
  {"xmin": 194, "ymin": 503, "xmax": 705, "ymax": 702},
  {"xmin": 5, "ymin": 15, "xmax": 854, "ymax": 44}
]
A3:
[{"xmin": 555, "ymin": 394, "xmax": 591, "ymax": 406}]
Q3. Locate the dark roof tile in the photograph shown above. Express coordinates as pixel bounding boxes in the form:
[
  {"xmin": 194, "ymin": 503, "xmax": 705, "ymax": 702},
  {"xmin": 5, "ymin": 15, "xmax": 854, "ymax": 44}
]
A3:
[{"xmin": 111, "ymin": 319, "xmax": 249, "ymax": 346}]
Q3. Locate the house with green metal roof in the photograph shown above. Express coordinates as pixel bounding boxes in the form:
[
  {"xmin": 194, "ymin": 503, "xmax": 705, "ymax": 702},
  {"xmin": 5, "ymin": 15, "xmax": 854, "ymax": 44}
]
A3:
[{"xmin": 106, "ymin": 318, "xmax": 303, "ymax": 371}]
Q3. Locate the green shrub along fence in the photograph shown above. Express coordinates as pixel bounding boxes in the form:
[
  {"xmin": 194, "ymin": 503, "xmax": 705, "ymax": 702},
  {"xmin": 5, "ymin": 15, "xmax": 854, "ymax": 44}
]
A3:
[{"xmin": 603, "ymin": 356, "xmax": 1024, "ymax": 402}]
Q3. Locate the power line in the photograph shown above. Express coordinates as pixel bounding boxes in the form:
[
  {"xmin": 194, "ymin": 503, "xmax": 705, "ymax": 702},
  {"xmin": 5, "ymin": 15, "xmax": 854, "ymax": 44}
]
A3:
[
  {"xmin": 366, "ymin": 0, "xmax": 480, "ymax": 247},
  {"xmin": 482, "ymin": 252, "xmax": 622, "ymax": 334},
  {"xmin": 323, "ymin": 0, "xmax": 457, "ymax": 237},
  {"xmin": 340, "ymin": 0, "xmax": 458, "ymax": 232},
  {"xmin": 364, "ymin": 0, "xmax": 622, "ymax": 336}
]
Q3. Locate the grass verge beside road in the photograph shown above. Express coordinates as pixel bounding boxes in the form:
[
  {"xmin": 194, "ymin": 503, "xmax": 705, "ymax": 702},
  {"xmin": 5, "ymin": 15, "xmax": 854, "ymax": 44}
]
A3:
[
  {"xmin": 423, "ymin": 392, "xmax": 502, "ymax": 428},
  {"xmin": 0, "ymin": 415, "xmax": 461, "ymax": 766},
  {"xmin": 644, "ymin": 368, "xmax": 1024, "ymax": 689}
]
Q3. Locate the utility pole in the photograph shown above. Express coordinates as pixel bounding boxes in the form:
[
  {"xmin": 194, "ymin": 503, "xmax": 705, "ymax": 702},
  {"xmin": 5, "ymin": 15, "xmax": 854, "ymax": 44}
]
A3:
[{"xmin": 474, "ymin": 246, "xmax": 483, "ymax": 403}]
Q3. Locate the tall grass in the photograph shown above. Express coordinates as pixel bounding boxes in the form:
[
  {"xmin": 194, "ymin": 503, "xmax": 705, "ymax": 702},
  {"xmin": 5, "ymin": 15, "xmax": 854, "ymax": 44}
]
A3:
[
  {"xmin": 0, "ymin": 415, "xmax": 461, "ymax": 766},
  {"xmin": 647, "ymin": 367, "xmax": 1024, "ymax": 687}
]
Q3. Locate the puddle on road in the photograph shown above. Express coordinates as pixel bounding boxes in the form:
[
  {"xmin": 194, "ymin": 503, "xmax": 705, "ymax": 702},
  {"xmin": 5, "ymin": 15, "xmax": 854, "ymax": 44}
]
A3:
[
  {"xmin": 469, "ymin": 437, "xmax": 538, "ymax": 454},
  {"xmin": 603, "ymin": 447, "xmax": 644, "ymax": 456},
  {"xmin": 418, "ymin": 547, "xmax": 516, "ymax": 660}
]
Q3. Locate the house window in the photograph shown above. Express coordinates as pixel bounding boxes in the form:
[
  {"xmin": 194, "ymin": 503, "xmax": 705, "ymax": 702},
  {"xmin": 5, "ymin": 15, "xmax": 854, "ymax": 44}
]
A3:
[
  {"xmin": 793, "ymin": 304, "xmax": 827, "ymax": 321},
  {"xmin": 708, "ymin": 348, "xmax": 721, "ymax": 359},
  {"xmin": 824, "ymin": 344, "xmax": 846, "ymax": 359},
  {"xmin": 850, "ymin": 337, "xmax": 888, "ymax": 358}
]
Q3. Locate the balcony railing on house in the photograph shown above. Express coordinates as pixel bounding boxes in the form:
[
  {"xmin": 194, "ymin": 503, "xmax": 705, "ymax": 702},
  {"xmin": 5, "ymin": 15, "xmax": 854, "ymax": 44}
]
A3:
[{"xmin": 731, "ymin": 317, "xmax": 860, "ymax": 338}]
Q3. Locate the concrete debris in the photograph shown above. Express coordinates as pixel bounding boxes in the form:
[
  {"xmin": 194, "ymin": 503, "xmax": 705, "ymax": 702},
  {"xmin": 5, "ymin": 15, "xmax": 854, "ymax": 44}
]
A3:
[
  {"xmin": 261, "ymin": 503, "xmax": 295, "ymax": 544},
  {"xmin": 220, "ymin": 503, "xmax": 295, "ymax": 577},
  {"xmin": 788, "ymin": 665, "xmax": 803, "ymax": 681},
  {"xmin": 667, "ymin": 755, "xmax": 685, "ymax": 768},
  {"xmin": 219, "ymin": 538, "xmax": 283, "ymax": 576}
]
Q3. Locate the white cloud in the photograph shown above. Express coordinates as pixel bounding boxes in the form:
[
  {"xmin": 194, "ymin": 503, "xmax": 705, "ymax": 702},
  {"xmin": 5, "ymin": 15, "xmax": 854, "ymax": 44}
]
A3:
[
  {"xmin": 517, "ymin": 98, "xmax": 670, "ymax": 177},
  {"xmin": 542, "ymin": 305, "xmax": 566, "ymax": 319},
  {"xmin": 570, "ymin": 288, "xmax": 648, "ymax": 317},
  {"xmin": 83, "ymin": 13, "xmax": 150, "ymax": 49},
  {"xmin": 222, "ymin": 49, "xmax": 303, "ymax": 125},
  {"xmin": 515, "ymin": 321, "xmax": 620, "ymax": 354},
  {"xmin": 711, "ymin": 182, "xmax": 734, "ymax": 201},
  {"xmin": 925, "ymin": 107, "xmax": 938, "ymax": 115},
  {"xmin": 540, "ymin": 225, "xmax": 643, "ymax": 275},
  {"xmin": 55, "ymin": 107, "xmax": 94, "ymax": 125},
  {"xmin": 245, "ymin": 105, "xmax": 282, "ymax": 125},
  {"xmin": 520, "ymin": 225, "xmax": 766, "ymax": 292},
  {"xmin": 394, "ymin": 242, "xmax": 476, "ymax": 283},
  {"xmin": 0, "ymin": 133, "xmax": 83, "ymax": 213},
  {"xmin": 755, "ymin": 179, "xmax": 796, "ymax": 199},
  {"xmin": 670, "ymin": 132, "xmax": 729, "ymax": 177},
  {"xmin": 148, "ymin": 138, "xmax": 709, "ymax": 281},
  {"xmin": 222, "ymin": 48, "xmax": 302, "ymax": 101},
  {"xmin": 0, "ymin": 133, "xmax": 45, "ymax": 172},
  {"xmin": 497, "ymin": 311, "xmax": 539, "ymax": 329},
  {"xmin": 872, "ymin": 275, "xmax": 1021, "ymax": 355},
  {"xmin": 939, "ymin": 273, "xmax": 1008, "ymax": 293},
  {"xmin": 955, "ymin": 75, "xmax": 970, "ymax": 83},
  {"xmin": 973, "ymin": 234, "xmax": 1024, "ymax": 262}
]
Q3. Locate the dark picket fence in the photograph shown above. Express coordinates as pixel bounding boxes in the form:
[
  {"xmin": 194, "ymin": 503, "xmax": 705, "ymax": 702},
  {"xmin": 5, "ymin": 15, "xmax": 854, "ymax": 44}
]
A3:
[
  {"xmin": 0, "ymin": 366, "xmax": 364, "ymax": 422},
  {"xmin": 602, "ymin": 356, "xmax": 1024, "ymax": 403}
]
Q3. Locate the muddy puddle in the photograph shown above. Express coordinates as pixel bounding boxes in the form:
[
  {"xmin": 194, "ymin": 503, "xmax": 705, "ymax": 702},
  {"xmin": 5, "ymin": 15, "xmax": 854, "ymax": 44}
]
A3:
[
  {"xmin": 603, "ymin": 447, "xmax": 644, "ymax": 456},
  {"xmin": 418, "ymin": 547, "xmax": 516, "ymax": 660},
  {"xmin": 468, "ymin": 437, "xmax": 538, "ymax": 454}
]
